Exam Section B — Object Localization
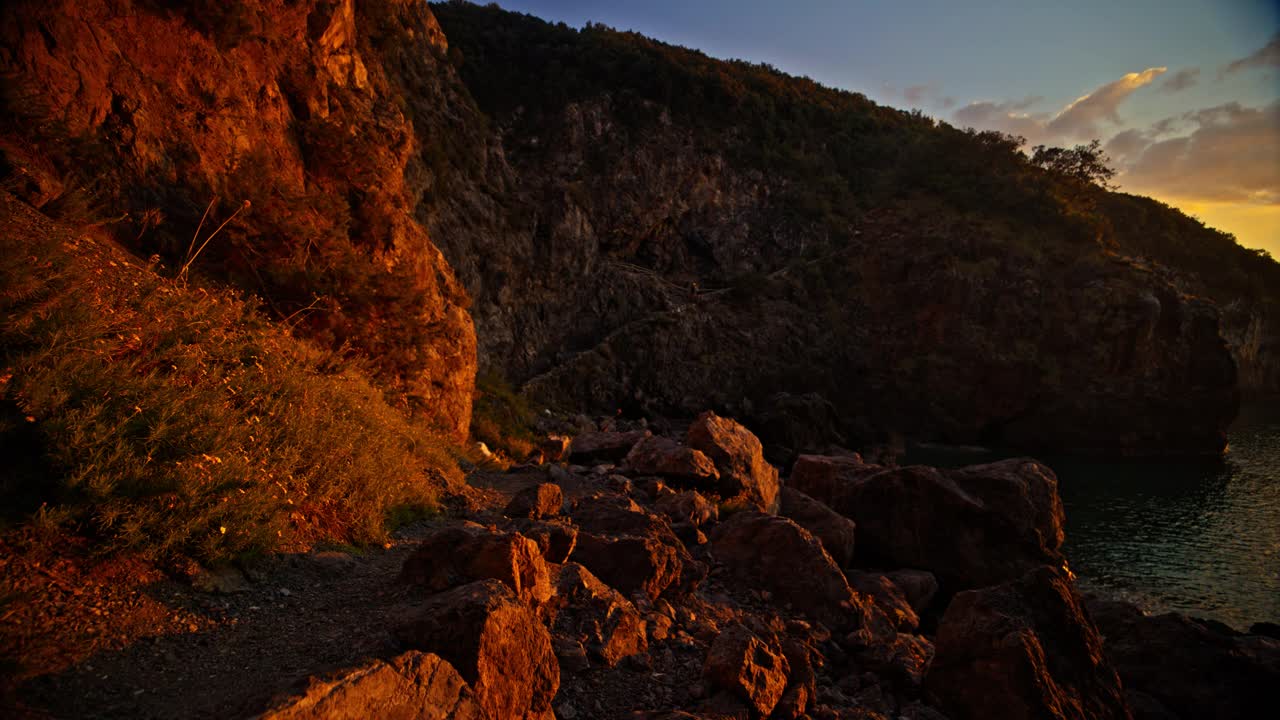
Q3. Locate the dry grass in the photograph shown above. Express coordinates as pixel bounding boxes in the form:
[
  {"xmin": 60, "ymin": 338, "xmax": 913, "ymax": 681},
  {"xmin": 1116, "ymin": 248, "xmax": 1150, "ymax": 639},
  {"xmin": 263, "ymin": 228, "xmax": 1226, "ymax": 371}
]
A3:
[{"xmin": 0, "ymin": 195, "xmax": 463, "ymax": 563}]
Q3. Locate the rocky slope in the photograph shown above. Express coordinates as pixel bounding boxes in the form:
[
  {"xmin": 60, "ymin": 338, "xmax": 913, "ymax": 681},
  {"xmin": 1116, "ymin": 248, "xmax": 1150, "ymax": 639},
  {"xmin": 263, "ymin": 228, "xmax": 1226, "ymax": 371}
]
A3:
[
  {"xmin": 8, "ymin": 414, "xmax": 1276, "ymax": 719},
  {"xmin": 425, "ymin": 3, "xmax": 1246, "ymax": 457},
  {"xmin": 0, "ymin": 0, "xmax": 476, "ymax": 436}
]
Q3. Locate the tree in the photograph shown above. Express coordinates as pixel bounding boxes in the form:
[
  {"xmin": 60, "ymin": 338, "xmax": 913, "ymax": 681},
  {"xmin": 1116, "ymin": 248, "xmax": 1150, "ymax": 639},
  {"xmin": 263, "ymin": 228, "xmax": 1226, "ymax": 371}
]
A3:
[{"xmin": 1029, "ymin": 139, "xmax": 1117, "ymax": 189}]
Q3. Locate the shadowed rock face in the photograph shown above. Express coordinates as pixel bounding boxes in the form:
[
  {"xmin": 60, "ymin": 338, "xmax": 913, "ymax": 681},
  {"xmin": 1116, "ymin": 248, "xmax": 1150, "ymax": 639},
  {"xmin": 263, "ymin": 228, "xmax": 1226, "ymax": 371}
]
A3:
[
  {"xmin": 418, "ymin": 4, "xmax": 1241, "ymax": 458},
  {"xmin": 1087, "ymin": 598, "xmax": 1280, "ymax": 720},
  {"xmin": 925, "ymin": 566, "xmax": 1131, "ymax": 720},
  {"xmin": 0, "ymin": 0, "xmax": 476, "ymax": 436},
  {"xmin": 790, "ymin": 455, "xmax": 1066, "ymax": 592}
]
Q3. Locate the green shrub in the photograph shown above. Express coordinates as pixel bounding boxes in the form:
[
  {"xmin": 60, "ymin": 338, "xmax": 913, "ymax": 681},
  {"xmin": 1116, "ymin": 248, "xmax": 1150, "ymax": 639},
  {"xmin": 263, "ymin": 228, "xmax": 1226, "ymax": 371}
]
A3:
[
  {"xmin": 469, "ymin": 370, "xmax": 537, "ymax": 460},
  {"xmin": 0, "ymin": 198, "xmax": 462, "ymax": 563}
]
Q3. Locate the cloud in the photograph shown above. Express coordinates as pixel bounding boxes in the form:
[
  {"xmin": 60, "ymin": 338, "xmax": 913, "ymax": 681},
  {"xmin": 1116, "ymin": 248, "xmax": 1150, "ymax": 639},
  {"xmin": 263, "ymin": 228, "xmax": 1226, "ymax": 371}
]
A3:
[
  {"xmin": 952, "ymin": 96, "xmax": 1049, "ymax": 141},
  {"xmin": 1111, "ymin": 100, "xmax": 1280, "ymax": 205},
  {"xmin": 1159, "ymin": 67, "xmax": 1200, "ymax": 93},
  {"xmin": 940, "ymin": 96, "xmax": 956, "ymax": 109},
  {"xmin": 1222, "ymin": 32, "xmax": 1280, "ymax": 76},
  {"xmin": 952, "ymin": 68, "xmax": 1165, "ymax": 144},
  {"xmin": 1045, "ymin": 67, "xmax": 1166, "ymax": 138},
  {"xmin": 903, "ymin": 84, "xmax": 931, "ymax": 104}
]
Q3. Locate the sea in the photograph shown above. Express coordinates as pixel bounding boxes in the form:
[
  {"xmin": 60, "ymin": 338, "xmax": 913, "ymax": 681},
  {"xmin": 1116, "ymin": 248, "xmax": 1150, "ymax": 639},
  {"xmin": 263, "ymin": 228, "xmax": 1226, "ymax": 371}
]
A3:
[{"xmin": 909, "ymin": 399, "xmax": 1280, "ymax": 630}]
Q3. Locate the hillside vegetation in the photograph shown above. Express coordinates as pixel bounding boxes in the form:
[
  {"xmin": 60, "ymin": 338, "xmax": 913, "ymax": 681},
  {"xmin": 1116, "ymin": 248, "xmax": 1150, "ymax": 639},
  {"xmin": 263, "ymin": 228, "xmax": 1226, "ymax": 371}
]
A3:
[{"xmin": 0, "ymin": 193, "xmax": 462, "ymax": 563}]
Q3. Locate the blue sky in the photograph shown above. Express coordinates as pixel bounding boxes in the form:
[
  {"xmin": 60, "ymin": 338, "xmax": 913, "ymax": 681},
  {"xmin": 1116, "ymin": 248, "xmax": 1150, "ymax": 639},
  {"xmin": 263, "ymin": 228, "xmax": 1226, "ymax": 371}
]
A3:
[{"xmin": 485, "ymin": 0, "xmax": 1280, "ymax": 252}]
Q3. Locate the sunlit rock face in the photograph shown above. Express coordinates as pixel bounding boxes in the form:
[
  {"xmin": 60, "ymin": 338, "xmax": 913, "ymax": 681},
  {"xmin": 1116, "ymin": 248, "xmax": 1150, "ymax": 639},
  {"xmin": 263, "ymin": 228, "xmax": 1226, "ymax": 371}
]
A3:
[{"xmin": 0, "ymin": 0, "xmax": 476, "ymax": 437}]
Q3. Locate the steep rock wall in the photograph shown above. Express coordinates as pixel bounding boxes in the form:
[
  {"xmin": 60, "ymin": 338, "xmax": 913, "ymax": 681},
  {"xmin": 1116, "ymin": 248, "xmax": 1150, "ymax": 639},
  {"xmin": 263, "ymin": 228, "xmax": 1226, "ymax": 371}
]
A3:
[{"xmin": 0, "ymin": 0, "xmax": 476, "ymax": 437}]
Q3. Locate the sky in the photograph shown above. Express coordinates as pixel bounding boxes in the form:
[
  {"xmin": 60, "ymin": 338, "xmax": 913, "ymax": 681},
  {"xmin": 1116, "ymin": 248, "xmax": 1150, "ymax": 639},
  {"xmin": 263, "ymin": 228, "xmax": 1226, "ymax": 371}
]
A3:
[{"xmin": 488, "ymin": 0, "xmax": 1280, "ymax": 255}]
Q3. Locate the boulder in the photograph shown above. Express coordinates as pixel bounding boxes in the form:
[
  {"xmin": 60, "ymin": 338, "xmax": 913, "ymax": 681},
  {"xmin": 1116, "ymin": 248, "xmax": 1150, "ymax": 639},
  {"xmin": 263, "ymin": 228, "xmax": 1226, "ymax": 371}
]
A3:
[
  {"xmin": 655, "ymin": 490, "xmax": 719, "ymax": 527},
  {"xmin": 503, "ymin": 483, "xmax": 563, "ymax": 519},
  {"xmin": 883, "ymin": 570, "xmax": 939, "ymax": 616},
  {"xmin": 548, "ymin": 562, "xmax": 648, "ymax": 667},
  {"xmin": 394, "ymin": 580, "xmax": 559, "ymax": 720},
  {"xmin": 779, "ymin": 487, "xmax": 856, "ymax": 568},
  {"xmin": 569, "ymin": 494, "xmax": 706, "ymax": 595},
  {"xmin": 260, "ymin": 651, "xmax": 484, "ymax": 720},
  {"xmin": 924, "ymin": 566, "xmax": 1131, "ymax": 720},
  {"xmin": 702, "ymin": 624, "xmax": 791, "ymax": 717},
  {"xmin": 687, "ymin": 411, "xmax": 780, "ymax": 513},
  {"xmin": 511, "ymin": 519, "xmax": 578, "ymax": 564},
  {"xmin": 540, "ymin": 435, "xmax": 572, "ymax": 463},
  {"xmin": 854, "ymin": 633, "xmax": 934, "ymax": 688},
  {"xmin": 1086, "ymin": 597, "xmax": 1280, "ymax": 720},
  {"xmin": 569, "ymin": 429, "xmax": 651, "ymax": 463},
  {"xmin": 623, "ymin": 435, "xmax": 721, "ymax": 485},
  {"xmin": 790, "ymin": 456, "xmax": 1066, "ymax": 591},
  {"xmin": 401, "ymin": 524, "xmax": 551, "ymax": 605},
  {"xmin": 846, "ymin": 571, "xmax": 919, "ymax": 632},
  {"xmin": 571, "ymin": 532, "xmax": 684, "ymax": 601},
  {"xmin": 709, "ymin": 512, "xmax": 890, "ymax": 637}
]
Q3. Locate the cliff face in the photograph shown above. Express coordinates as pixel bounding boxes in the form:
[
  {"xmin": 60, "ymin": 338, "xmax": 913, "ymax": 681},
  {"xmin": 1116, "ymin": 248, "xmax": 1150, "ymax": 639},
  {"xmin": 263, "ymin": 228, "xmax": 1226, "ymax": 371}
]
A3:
[
  {"xmin": 0, "ymin": 0, "xmax": 475, "ymax": 437},
  {"xmin": 0, "ymin": 1, "xmax": 1259, "ymax": 455},
  {"xmin": 426, "ymin": 4, "xmax": 1241, "ymax": 456}
]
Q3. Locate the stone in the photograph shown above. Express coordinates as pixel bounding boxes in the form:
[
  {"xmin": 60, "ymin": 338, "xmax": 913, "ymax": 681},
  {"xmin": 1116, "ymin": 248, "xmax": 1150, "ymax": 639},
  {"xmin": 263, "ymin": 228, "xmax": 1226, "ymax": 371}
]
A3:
[
  {"xmin": 846, "ymin": 571, "xmax": 919, "ymax": 632},
  {"xmin": 394, "ymin": 580, "xmax": 559, "ymax": 720},
  {"xmin": 853, "ymin": 633, "xmax": 933, "ymax": 687},
  {"xmin": 1087, "ymin": 597, "xmax": 1280, "ymax": 720},
  {"xmin": 654, "ymin": 490, "xmax": 719, "ymax": 527},
  {"xmin": 259, "ymin": 651, "xmax": 484, "ymax": 719},
  {"xmin": 623, "ymin": 436, "xmax": 720, "ymax": 485},
  {"xmin": 401, "ymin": 524, "xmax": 551, "ymax": 605},
  {"xmin": 790, "ymin": 456, "xmax": 1066, "ymax": 592},
  {"xmin": 571, "ymin": 532, "xmax": 683, "ymax": 601},
  {"xmin": 540, "ymin": 435, "xmax": 572, "ymax": 463},
  {"xmin": 709, "ymin": 511, "xmax": 891, "ymax": 638},
  {"xmin": 504, "ymin": 483, "xmax": 563, "ymax": 519},
  {"xmin": 778, "ymin": 487, "xmax": 856, "ymax": 568},
  {"xmin": 191, "ymin": 565, "xmax": 250, "ymax": 595},
  {"xmin": 924, "ymin": 566, "xmax": 1131, "ymax": 720},
  {"xmin": 548, "ymin": 562, "xmax": 648, "ymax": 667},
  {"xmin": 512, "ymin": 519, "xmax": 578, "ymax": 564},
  {"xmin": 569, "ymin": 430, "xmax": 652, "ymax": 464},
  {"xmin": 702, "ymin": 624, "xmax": 790, "ymax": 717},
  {"xmin": 883, "ymin": 569, "xmax": 939, "ymax": 616},
  {"xmin": 687, "ymin": 411, "xmax": 780, "ymax": 513}
]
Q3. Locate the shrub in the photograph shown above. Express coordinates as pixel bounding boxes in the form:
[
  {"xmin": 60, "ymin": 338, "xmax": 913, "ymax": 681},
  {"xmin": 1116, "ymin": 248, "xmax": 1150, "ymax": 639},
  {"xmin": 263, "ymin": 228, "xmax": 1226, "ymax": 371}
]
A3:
[{"xmin": 469, "ymin": 370, "xmax": 537, "ymax": 460}]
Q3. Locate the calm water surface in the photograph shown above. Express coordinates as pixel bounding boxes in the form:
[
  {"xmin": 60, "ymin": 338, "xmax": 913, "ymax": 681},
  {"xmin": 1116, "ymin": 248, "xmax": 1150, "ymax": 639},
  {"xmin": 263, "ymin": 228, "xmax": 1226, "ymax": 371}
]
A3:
[
  {"xmin": 908, "ymin": 400, "xmax": 1280, "ymax": 630},
  {"xmin": 1056, "ymin": 400, "xmax": 1280, "ymax": 629}
]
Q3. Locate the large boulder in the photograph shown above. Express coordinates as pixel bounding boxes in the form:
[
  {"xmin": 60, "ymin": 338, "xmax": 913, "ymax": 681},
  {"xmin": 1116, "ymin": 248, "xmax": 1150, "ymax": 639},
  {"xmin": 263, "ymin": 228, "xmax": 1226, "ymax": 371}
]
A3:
[
  {"xmin": 548, "ymin": 562, "xmax": 648, "ymax": 667},
  {"xmin": 511, "ymin": 519, "xmax": 578, "ymax": 564},
  {"xmin": 687, "ymin": 411, "xmax": 781, "ymax": 513},
  {"xmin": 925, "ymin": 566, "xmax": 1131, "ymax": 720},
  {"xmin": 790, "ymin": 456, "xmax": 1065, "ymax": 591},
  {"xmin": 1087, "ymin": 597, "xmax": 1280, "ymax": 720},
  {"xmin": 571, "ymin": 532, "xmax": 684, "ymax": 601},
  {"xmin": 401, "ymin": 524, "xmax": 551, "ymax": 605},
  {"xmin": 569, "ymin": 494, "xmax": 705, "ymax": 597},
  {"xmin": 709, "ymin": 512, "xmax": 891, "ymax": 638},
  {"xmin": 569, "ymin": 429, "xmax": 652, "ymax": 464},
  {"xmin": 702, "ymin": 624, "xmax": 791, "ymax": 717},
  {"xmin": 394, "ymin": 580, "xmax": 559, "ymax": 720},
  {"xmin": 622, "ymin": 435, "xmax": 721, "ymax": 485},
  {"xmin": 883, "ymin": 569, "xmax": 940, "ymax": 617},
  {"xmin": 779, "ymin": 487, "xmax": 856, "ymax": 568},
  {"xmin": 260, "ymin": 651, "xmax": 484, "ymax": 720},
  {"xmin": 504, "ymin": 483, "xmax": 563, "ymax": 520}
]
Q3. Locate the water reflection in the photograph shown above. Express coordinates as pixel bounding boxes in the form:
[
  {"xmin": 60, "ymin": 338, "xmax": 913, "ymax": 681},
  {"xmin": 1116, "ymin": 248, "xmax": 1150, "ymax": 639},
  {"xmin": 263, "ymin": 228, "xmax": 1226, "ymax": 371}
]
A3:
[{"xmin": 907, "ymin": 400, "xmax": 1280, "ymax": 629}]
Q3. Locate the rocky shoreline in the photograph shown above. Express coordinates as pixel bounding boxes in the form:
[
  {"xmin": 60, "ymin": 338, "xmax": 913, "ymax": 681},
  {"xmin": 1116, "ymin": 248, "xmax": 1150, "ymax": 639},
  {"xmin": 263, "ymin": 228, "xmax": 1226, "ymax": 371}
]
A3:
[{"xmin": 242, "ymin": 412, "xmax": 1276, "ymax": 719}]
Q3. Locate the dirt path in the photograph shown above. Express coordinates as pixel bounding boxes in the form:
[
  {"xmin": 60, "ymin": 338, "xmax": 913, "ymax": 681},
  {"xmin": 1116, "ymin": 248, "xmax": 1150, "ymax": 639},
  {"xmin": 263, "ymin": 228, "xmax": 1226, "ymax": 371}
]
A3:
[{"xmin": 2, "ymin": 474, "xmax": 542, "ymax": 720}]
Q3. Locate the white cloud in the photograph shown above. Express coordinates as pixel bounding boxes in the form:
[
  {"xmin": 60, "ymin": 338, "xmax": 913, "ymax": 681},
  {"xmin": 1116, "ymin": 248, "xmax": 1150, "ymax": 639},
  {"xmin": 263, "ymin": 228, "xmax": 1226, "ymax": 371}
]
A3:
[
  {"xmin": 1045, "ymin": 67, "xmax": 1166, "ymax": 139},
  {"xmin": 1111, "ymin": 101, "xmax": 1280, "ymax": 205}
]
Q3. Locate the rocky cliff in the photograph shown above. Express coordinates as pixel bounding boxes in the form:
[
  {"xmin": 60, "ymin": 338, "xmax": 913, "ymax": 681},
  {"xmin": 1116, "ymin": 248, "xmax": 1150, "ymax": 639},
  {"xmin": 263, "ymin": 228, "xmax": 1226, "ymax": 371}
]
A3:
[
  {"xmin": 0, "ymin": 0, "xmax": 476, "ymax": 437},
  {"xmin": 425, "ymin": 3, "xmax": 1244, "ymax": 457}
]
